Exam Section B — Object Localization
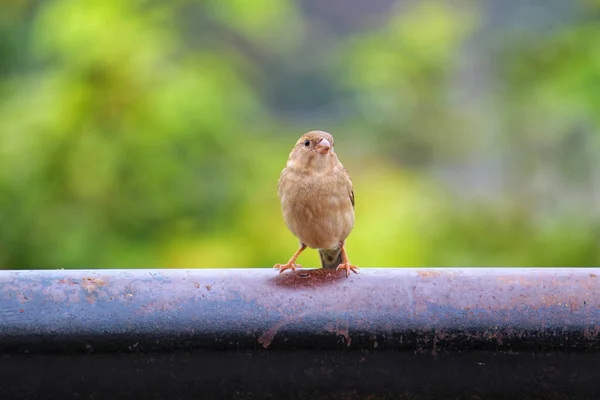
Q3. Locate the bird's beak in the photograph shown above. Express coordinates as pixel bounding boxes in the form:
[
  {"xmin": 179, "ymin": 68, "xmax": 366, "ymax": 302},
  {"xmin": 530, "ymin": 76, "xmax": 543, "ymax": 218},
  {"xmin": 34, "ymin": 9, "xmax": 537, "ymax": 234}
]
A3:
[{"xmin": 315, "ymin": 138, "xmax": 331, "ymax": 154}]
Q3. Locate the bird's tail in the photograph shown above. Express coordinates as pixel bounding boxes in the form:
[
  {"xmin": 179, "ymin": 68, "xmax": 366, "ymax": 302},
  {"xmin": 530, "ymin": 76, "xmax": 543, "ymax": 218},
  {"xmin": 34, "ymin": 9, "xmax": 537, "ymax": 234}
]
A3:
[{"xmin": 318, "ymin": 248, "xmax": 343, "ymax": 269}]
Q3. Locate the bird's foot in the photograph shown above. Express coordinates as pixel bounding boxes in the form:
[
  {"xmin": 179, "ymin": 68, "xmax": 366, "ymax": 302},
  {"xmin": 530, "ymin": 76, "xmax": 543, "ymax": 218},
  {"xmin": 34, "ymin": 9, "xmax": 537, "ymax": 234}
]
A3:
[
  {"xmin": 336, "ymin": 263, "xmax": 359, "ymax": 278},
  {"xmin": 274, "ymin": 262, "xmax": 302, "ymax": 274}
]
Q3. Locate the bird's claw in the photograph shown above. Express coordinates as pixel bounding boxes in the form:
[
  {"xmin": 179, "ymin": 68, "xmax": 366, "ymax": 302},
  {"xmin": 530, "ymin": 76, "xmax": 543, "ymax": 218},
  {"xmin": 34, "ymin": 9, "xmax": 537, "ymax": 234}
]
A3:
[
  {"xmin": 273, "ymin": 262, "xmax": 302, "ymax": 274},
  {"xmin": 336, "ymin": 263, "xmax": 359, "ymax": 278}
]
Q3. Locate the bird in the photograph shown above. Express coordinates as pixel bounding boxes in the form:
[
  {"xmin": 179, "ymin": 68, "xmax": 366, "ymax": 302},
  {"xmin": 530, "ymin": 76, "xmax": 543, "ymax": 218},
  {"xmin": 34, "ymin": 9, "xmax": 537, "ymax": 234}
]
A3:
[{"xmin": 274, "ymin": 130, "xmax": 359, "ymax": 277}]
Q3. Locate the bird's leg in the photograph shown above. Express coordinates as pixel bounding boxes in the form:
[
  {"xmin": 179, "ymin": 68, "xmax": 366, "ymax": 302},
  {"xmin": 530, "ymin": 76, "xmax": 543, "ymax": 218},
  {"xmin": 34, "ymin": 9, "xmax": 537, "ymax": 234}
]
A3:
[
  {"xmin": 274, "ymin": 243, "xmax": 307, "ymax": 274},
  {"xmin": 336, "ymin": 242, "xmax": 359, "ymax": 278}
]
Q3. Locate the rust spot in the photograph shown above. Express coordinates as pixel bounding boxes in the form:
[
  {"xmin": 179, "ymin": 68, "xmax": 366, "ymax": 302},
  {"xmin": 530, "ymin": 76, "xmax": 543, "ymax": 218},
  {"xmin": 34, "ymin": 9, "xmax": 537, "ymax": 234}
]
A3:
[
  {"xmin": 19, "ymin": 308, "xmax": 23, "ymax": 313},
  {"xmin": 58, "ymin": 279, "xmax": 78, "ymax": 285},
  {"xmin": 327, "ymin": 320, "xmax": 352, "ymax": 347},
  {"xmin": 590, "ymin": 274, "xmax": 597, "ymax": 278},
  {"xmin": 269, "ymin": 268, "xmax": 348, "ymax": 289},
  {"xmin": 205, "ymin": 284, "xmax": 212, "ymax": 291},
  {"xmin": 81, "ymin": 277, "xmax": 106, "ymax": 293},
  {"xmin": 193, "ymin": 282, "xmax": 200, "ymax": 289},
  {"xmin": 258, "ymin": 319, "xmax": 289, "ymax": 349},
  {"xmin": 418, "ymin": 270, "xmax": 441, "ymax": 278}
]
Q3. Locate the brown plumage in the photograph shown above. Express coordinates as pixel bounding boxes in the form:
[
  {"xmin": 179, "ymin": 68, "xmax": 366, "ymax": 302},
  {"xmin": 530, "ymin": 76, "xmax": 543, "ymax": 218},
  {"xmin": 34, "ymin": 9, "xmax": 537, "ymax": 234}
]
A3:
[{"xmin": 273, "ymin": 131, "xmax": 359, "ymax": 277}]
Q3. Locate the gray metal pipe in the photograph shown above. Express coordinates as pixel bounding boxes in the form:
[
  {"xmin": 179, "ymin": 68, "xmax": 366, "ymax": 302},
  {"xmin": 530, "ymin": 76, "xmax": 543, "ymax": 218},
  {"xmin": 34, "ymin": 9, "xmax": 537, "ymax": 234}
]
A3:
[{"xmin": 1, "ymin": 268, "xmax": 600, "ymax": 398}]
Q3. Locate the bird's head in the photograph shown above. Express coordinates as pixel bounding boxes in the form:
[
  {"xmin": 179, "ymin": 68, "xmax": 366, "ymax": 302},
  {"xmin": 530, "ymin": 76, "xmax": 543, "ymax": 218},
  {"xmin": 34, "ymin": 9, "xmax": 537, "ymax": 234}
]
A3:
[{"xmin": 287, "ymin": 131, "xmax": 336, "ymax": 172}]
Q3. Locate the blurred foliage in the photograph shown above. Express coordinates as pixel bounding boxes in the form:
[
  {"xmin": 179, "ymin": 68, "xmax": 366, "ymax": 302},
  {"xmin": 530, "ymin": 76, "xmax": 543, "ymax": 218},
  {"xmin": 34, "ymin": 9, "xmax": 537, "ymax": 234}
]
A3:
[
  {"xmin": 341, "ymin": 2, "xmax": 479, "ymax": 166},
  {"xmin": 0, "ymin": 0, "xmax": 599, "ymax": 270}
]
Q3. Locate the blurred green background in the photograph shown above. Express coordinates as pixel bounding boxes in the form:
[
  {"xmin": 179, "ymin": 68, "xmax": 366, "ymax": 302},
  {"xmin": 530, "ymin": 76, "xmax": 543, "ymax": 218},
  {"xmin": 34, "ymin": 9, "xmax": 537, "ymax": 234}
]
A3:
[{"xmin": 1, "ymin": 0, "xmax": 599, "ymax": 270}]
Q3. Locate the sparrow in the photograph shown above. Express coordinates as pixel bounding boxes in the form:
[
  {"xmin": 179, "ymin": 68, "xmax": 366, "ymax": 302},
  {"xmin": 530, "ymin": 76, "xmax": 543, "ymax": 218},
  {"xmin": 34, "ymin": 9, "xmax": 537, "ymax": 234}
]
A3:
[{"xmin": 274, "ymin": 130, "xmax": 359, "ymax": 277}]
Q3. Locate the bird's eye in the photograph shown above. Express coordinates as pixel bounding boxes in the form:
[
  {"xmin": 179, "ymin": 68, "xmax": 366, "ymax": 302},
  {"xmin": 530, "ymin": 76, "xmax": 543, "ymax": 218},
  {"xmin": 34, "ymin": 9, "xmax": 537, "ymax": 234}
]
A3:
[{"xmin": 304, "ymin": 139, "xmax": 310, "ymax": 147}]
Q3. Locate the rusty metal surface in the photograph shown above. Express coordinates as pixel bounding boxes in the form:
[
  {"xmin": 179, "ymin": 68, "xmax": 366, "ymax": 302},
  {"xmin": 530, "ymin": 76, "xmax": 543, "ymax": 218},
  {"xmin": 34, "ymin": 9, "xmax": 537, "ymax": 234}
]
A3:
[
  {"xmin": 1, "ymin": 267, "xmax": 600, "ymax": 353},
  {"xmin": 2, "ymin": 268, "xmax": 600, "ymax": 399}
]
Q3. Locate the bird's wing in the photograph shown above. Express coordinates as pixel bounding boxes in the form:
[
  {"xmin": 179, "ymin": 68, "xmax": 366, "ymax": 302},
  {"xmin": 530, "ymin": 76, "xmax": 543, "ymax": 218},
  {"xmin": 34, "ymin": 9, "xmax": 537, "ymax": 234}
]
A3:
[{"xmin": 342, "ymin": 166, "xmax": 355, "ymax": 209}]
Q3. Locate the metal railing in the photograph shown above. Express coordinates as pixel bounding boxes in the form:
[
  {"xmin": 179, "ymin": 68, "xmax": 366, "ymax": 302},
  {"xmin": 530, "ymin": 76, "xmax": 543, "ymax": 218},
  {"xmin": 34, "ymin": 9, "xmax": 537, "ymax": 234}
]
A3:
[{"xmin": 1, "ymin": 268, "xmax": 599, "ymax": 399}]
